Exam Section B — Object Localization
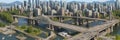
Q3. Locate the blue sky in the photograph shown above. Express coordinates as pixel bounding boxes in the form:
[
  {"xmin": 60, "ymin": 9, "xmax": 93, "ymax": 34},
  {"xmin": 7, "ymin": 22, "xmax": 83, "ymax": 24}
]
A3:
[{"xmin": 0, "ymin": 0, "xmax": 112, "ymax": 3}]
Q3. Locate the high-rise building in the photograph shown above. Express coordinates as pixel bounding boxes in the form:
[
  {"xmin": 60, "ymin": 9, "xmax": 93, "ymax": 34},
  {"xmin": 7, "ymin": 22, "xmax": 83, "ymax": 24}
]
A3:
[
  {"xmin": 58, "ymin": 7, "xmax": 65, "ymax": 16},
  {"xmin": 33, "ymin": 8, "xmax": 42, "ymax": 16},
  {"xmin": 32, "ymin": 0, "xmax": 35, "ymax": 8},
  {"xmin": 23, "ymin": 1, "xmax": 27, "ymax": 7},
  {"xmin": 42, "ymin": 5, "xmax": 48, "ymax": 14},
  {"xmin": 0, "ymin": 7, "xmax": 2, "ymax": 12},
  {"xmin": 115, "ymin": 0, "xmax": 120, "ymax": 9},
  {"xmin": 28, "ymin": 0, "xmax": 32, "ymax": 8},
  {"xmin": 78, "ymin": 3, "xmax": 81, "ymax": 10},
  {"xmin": 61, "ymin": 0, "xmax": 67, "ymax": 10},
  {"xmin": 14, "ymin": 3, "xmax": 18, "ymax": 10},
  {"xmin": 23, "ymin": 1, "xmax": 27, "ymax": 10},
  {"xmin": 35, "ymin": 0, "xmax": 40, "ymax": 8},
  {"xmin": 0, "ymin": 7, "xmax": 1, "ymax": 10},
  {"xmin": 81, "ymin": 3, "xmax": 87, "ymax": 10}
]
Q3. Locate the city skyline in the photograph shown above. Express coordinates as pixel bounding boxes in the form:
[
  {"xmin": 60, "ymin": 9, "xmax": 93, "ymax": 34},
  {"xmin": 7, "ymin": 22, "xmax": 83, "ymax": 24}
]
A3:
[{"xmin": 0, "ymin": 0, "xmax": 113, "ymax": 3}]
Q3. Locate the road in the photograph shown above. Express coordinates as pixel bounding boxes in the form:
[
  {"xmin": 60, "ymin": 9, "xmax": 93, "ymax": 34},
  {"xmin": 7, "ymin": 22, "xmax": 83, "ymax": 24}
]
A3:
[{"xmin": 68, "ymin": 19, "xmax": 119, "ymax": 40}]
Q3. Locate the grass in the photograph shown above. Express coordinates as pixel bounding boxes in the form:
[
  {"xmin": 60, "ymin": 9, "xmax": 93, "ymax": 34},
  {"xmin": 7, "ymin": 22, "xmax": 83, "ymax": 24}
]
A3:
[
  {"xmin": 51, "ymin": 18, "xmax": 59, "ymax": 21},
  {"xmin": 0, "ymin": 22, "xmax": 5, "ymax": 27},
  {"xmin": 16, "ymin": 25, "xmax": 41, "ymax": 36},
  {"xmin": 115, "ymin": 35, "xmax": 120, "ymax": 40}
]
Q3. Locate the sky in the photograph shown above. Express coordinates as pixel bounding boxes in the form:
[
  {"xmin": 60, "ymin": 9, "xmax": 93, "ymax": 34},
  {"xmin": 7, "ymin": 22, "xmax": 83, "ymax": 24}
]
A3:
[{"xmin": 0, "ymin": 0, "xmax": 112, "ymax": 3}]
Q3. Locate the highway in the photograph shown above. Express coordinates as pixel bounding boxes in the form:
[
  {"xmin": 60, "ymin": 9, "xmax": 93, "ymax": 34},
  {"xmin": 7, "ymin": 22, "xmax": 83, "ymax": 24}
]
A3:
[
  {"xmin": 46, "ymin": 15, "xmax": 107, "ymax": 21},
  {"xmin": 12, "ymin": 15, "xmax": 107, "ymax": 21},
  {"xmin": 35, "ymin": 15, "xmax": 88, "ymax": 32},
  {"xmin": 68, "ymin": 19, "xmax": 119, "ymax": 40}
]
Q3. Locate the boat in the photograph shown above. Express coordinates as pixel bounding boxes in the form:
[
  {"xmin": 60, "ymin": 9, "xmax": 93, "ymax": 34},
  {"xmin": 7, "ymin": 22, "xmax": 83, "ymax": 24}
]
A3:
[{"xmin": 58, "ymin": 32, "xmax": 71, "ymax": 38}]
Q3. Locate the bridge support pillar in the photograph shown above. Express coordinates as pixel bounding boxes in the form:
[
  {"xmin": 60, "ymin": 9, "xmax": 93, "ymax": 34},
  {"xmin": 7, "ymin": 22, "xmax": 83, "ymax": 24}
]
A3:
[
  {"xmin": 78, "ymin": 19, "xmax": 83, "ymax": 25},
  {"xmin": 116, "ymin": 23, "xmax": 120, "ymax": 27},
  {"xmin": 81, "ymin": 19, "xmax": 84, "ymax": 25},
  {"xmin": 86, "ymin": 19, "xmax": 89, "ymax": 28},
  {"xmin": 35, "ymin": 20, "xmax": 39, "ymax": 25},
  {"xmin": 13, "ymin": 17, "xmax": 18, "ymax": 23},
  {"xmin": 111, "ymin": 26, "xmax": 114, "ymax": 32},
  {"xmin": 106, "ymin": 27, "xmax": 111, "ymax": 33},
  {"xmin": 48, "ymin": 24, "xmax": 54, "ymax": 30},
  {"xmin": 74, "ymin": 18, "xmax": 80, "ymax": 25},
  {"xmin": 28, "ymin": 19, "xmax": 35, "ymax": 25},
  {"xmin": 59, "ymin": 17, "xmax": 63, "ymax": 22},
  {"xmin": 32, "ymin": 20, "xmax": 35, "ymax": 25},
  {"xmin": 93, "ymin": 36, "xmax": 98, "ymax": 40}
]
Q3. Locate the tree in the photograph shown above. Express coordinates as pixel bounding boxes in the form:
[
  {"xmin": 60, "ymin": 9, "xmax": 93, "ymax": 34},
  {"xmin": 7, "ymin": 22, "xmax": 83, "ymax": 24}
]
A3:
[
  {"xmin": 0, "ymin": 12, "xmax": 13, "ymax": 23},
  {"xmin": 21, "ymin": 25, "xmax": 27, "ymax": 30},
  {"xmin": 112, "ymin": 10, "xmax": 120, "ymax": 19},
  {"xmin": 0, "ymin": 22, "xmax": 5, "ymax": 27},
  {"xmin": 26, "ymin": 26, "xmax": 33, "ymax": 33}
]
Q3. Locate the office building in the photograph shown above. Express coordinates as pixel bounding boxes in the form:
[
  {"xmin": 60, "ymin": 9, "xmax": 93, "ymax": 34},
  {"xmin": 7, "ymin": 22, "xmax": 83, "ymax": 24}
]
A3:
[
  {"xmin": 33, "ymin": 8, "xmax": 42, "ymax": 16},
  {"xmin": 115, "ymin": 0, "xmax": 120, "ymax": 9}
]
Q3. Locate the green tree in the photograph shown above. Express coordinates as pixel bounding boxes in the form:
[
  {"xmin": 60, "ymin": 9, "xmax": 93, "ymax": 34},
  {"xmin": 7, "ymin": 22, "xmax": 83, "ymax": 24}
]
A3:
[
  {"xmin": 112, "ymin": 10, "xmax": 120, "ymax": 19},
  {"xmin": 0, "ymin": 22, "xmax": 5, "ymax": 27},
  {"xmin": 21, "ymin": 25, "xmax": 27, "ymax": 30},
  {"xmin": 26, "ymin": 26, "xmax": 33, "ymax": 33},
  {"xmin": 0, "ymin": 12, "xmax": 13, "ymax": 23}
]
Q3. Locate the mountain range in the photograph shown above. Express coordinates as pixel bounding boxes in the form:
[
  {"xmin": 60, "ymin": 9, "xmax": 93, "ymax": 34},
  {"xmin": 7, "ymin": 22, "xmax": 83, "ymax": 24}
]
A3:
[
  {"xmin": 0, "ymin": 1, "xmax": 22, "ymax": 6},
  {"xmin": 0, "ymin": 0, "xmax": 115, "ymax": 6}
]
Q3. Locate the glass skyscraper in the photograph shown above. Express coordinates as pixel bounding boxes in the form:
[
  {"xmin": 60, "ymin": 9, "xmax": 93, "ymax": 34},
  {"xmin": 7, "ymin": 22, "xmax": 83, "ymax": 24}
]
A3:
[{"xmin": 116, "ymin": 0, "xmax": 120, "ymax": 9}]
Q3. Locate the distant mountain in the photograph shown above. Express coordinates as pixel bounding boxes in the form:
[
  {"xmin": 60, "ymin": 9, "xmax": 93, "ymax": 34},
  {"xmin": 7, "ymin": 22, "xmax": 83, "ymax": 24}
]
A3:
[
  {"xmin": 105, "ymin": 0, "xmax": 115, "ymax": 3},
  {"xmin": 0, "ymin": 1, "xmax": 22, "ymax": 6}
]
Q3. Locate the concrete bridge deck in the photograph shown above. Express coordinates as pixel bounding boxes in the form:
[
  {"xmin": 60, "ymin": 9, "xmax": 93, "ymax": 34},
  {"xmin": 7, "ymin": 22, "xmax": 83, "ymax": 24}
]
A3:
[
  {"xmin": 12, "ymin": 15, "xmax": 107, "ymax": 21},
  {"xmin": 68, "ymin": 19, "xmax": 119, "ymax": 40},
  {"xmin": 34, "ymin": 15, "xmax": 88, "ymax": 32},
  {"xmin": 12, "ymin": 15, "xmax": 34, "ymax": 19},
  {"xmin": 47, "ymin": 15, "xmax": 107, "ymax": 21},
  {"xmin": 50, "ymin": 21, "xmax": 88, "ymax": 32}
]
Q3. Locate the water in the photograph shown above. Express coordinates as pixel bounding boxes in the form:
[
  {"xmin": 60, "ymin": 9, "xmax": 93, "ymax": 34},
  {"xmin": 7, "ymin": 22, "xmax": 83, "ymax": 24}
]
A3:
[
  {"xmin": 0, "ymin": 31, "xmax": 35, "ymax": 40},
  {"xmin": 0, "ymin": 33, "xmax": 18, "ymax": 40},
  {"xmin": 18, "ymin": 18, "xmax": 28, "ymax": 26},
  {"xmin": 87, "ymin": 20, "xmax": 105, "ymax": 27},
  {"xmin": 63, "ymin": 19, "xmax": 105, "ymax": 27}
]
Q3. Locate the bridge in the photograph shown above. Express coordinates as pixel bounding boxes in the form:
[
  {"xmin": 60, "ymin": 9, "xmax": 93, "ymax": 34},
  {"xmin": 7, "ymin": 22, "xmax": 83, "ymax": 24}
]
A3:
[
  {"xmin": 46, "ymin": 15, "xmax": 107, "ymax": 21},
  {"xmin": 12, "ymin": 15, "xmax": 107, "ymax": 26},
  {"xmin": 12, "ymin": 15, "xmax": 109, "ymax": 32},
  {"xmin": 12, "ymin": 15, "xmax": 88, "ymax": 32},
  {"xmin": 12, "ymin": 15, "xmax": 107, "ymax": 21},
  {"xmin": 12, "ymin": 15, "xmax": 120, "ymax": 40},
  {"xmin": 68, "ymin": 19, "xmax": 120, "ymax": 40},
  {"xmin": 12, "ymin": 15, "xmax": 34, "ymax": 19}
]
